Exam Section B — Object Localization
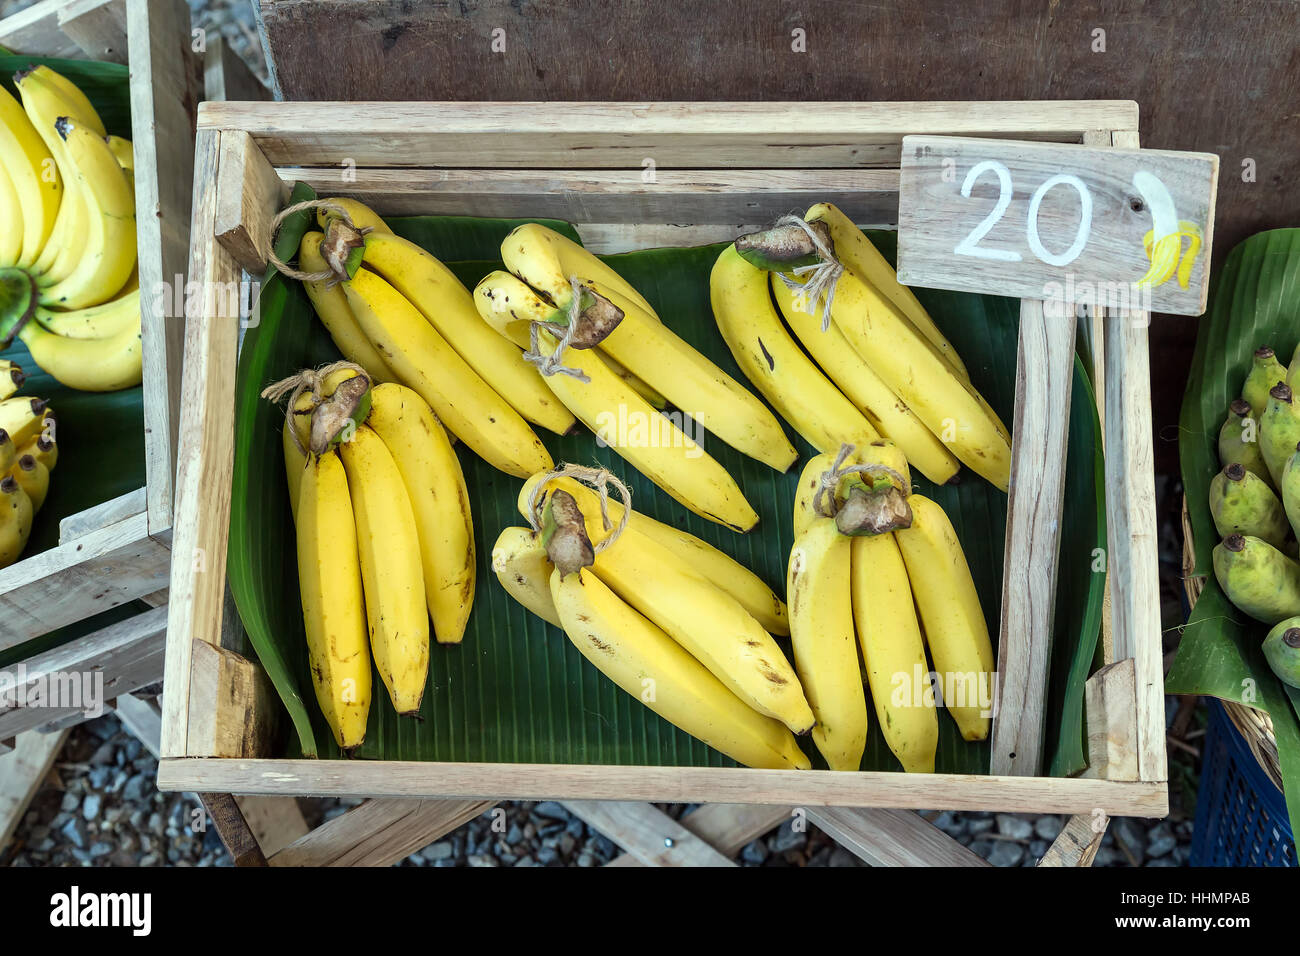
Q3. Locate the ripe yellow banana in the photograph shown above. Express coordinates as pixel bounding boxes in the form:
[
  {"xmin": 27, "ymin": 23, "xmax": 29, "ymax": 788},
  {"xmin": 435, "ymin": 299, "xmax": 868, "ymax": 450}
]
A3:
[
  {"xmin": 338, "ymin": 424, "xmax": 430, "ymax": 714},
  {"xmin": 808, "ymin": 269, "xmax": 1011, "ymax": 490},
  {"xmin": 851, "ymin": 530, "xmax": 937, "ymax": 773},
  {"xmin": 806, "ymin": 202, "xmax": 970, "ymax": 380},
  {"xmin": 0, "ymin": 397, "xmax": 51, "ymax": 447},
  {"xmin": 0, "ymin": 164, "xmax": 24, "ymax": 267},
  {"xmin": 502, "ymin": 222, "xmax": 660, "ymax": 321},
  {"xmin": 37, "ymin": 118, "xmax": 136, "ymax": 310},
  {"xmin": 770, "ymin": 273, "xmax": 961, "ymax": 485},
  {"xmin": 16, "ymin": 314, "xmax": 142, "ymax": 391},
  {"xmin": 788, "ymin": 516, "xmax": 868, "ymax": 771},
  {"xmin": 550, "ymin": 566, "xmax": 811, "ymax": 770},
  {"xmin": 0, "ymin": 359, "xmax": 24, "ymax": 401},
  {"xmin": 34, "ymin": 288, "xmax": 138, "ymax": 339},
  {"xmin": 357, "ymin": 230, "xmax": 575, "ymax": 436},
  {"xmin": 20, "ymin": 434, "xmax": 56, "ymax": 471},
  {"xmin": 367, "ymin": 382, "xmax": 475, "ymax": 645},
  {"xmin": 521, "ymin": 481, "xmax": 812, "ymax": 732},
  {"xmin": 0, "ymin": 430, "xmax": 15, "ymax": 473},
  {"xmin": 298, "ymin": 231, "xmax": 394, "ymax": 383},
  {"xmin": 282, "ymin": 390, "xmax": 312, "ymax": 522},
  {"xmin": 9, "ymin": 453, "xmax": 48, "ymax": 512},
  {"xmin": 894, "ymin": 494, "xmax": 995, "ymax": 741},
  {"xmin": 0, "ymin": 474, "xmax": 33, "ymax": 567},
  {"xmin": 711, "ymin": 245, "xmax": 880, "ymax": 453},
  {"xmin": 493, "ymin": 526, "xmax": 561, "ymax": 627},
  {"xmin": 296, "ymin": 451, "xmax": 372, "ymax": 750},
  {"xmin": 107, "ymin": 135, "xmax": 133, "ymax": 171},
  {"xmin": 26, "ymin": 66, "xmax": 106, "ymax": 135},
  {"xmin": 525, "ymin": 473, "xmax": 787, "ymax": 634},
  {"xmin": 0, "ymin": 84, "xmax": 61, "ymax": 270},
  {"xmin": 793, "ymin": 441, "xmax": 912, "ymax": 538},
  {"xmin": 316, "ymin": 197, "xmax": 393, "ymax": 236},
  {"xmin": 342, "ymin": 266, "xmax": 552, "ymax": 478}
]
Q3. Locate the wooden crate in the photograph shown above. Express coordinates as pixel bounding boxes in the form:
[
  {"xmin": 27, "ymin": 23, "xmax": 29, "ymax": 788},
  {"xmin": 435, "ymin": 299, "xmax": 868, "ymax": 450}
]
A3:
[
  {"xmin": 0, "ymin": 0, "xmax": 201, "ymax": 645},
  {"xmin": 157, "ymin": 101, "xmax": 1167, "ymax": 820}
]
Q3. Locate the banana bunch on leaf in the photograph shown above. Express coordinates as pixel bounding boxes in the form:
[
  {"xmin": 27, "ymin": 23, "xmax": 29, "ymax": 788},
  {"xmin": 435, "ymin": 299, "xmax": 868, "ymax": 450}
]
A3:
[
  {"xmin": 268, "ymin": 365, "xmax": 472, "ymax": 751},
  {"xmin": 711, "ymin": 204, "xmax": 1011, "ymax": 491},
  {"xmin": 1210, "ymin": 343, "xmax": 1300, "ymax": 688},
  {"xmin": 788, "ymin": 442, "xmax": 994, "ymax": 773},
  {"xmin": 0, "ymin": 362, "xmax": 58, "ymax": 568},
  {"xmin": 493, "ymin": 466, "xmax": 809, "ymax": 770},
  {"xmin": 474, "ymin": 223, "xmax": 797, "ymax": 532},
  {"xmin": 0, "ymin": 66, "xmax": 141, "ymax": 392}
]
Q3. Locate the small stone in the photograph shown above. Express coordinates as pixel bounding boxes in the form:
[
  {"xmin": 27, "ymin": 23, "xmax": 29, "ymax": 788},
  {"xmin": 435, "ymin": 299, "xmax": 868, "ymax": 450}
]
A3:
[
  {"xmin": 533, "ymin": 801, "xmax": 570, "ymax": 822},
  {"xmin": 423, "ymin": 841, "xmax": 454, "ymax": 861},
  {"xmin": 828, "ymin": 847, "xmax": 858, "ymax": 867},
  {"xmin": 123, "ymin": 774, "xmax": 149, "ymax": 803},
  {"xmin": 933, "ymin": 811, "xmax": 965, "ymax": 837},
  {"xmin": 989, "ymin": 841, "xmax": 1025, "ymax": 867},
  {"xmin": 467, "ymin": 854, "xmax": 498, "ymax": 867},
  {"xmin": 590, "ymin": 834, "xmax": 617, "ymax": 859},
  {"xmin": 565, "ymin": 817, "xmax": 585, "ymax": 839},
  {"xmin": 1146, "ymin": 824, "xmax": 1177, "ymax": 859},
  {"xmin": 995, "ymin": 814, "xmax": 1033, "ymax": 840},
  {"xmin": 1112, "ymin": 818, "xmax": 1146, "ymax": 864},
  {"xmin": 1029, "ymin": 839, "xmax": 1049, "ymax": 860},
  {"xmin": 536, "ymin": 846, "xmax": 558, "ymax": 864},
  {"xmin": 60, "ymin": 793, "xmax": 80, "ymax": 813},
  {"xmin": 1147, "ymin": 857, "xmax": 1178, "ymax": 867},
  {"xmin": 1093, "ymin": 845, "xmax": 1119, "ymax": 867},
  {"xmin": 1034, "ymin": 816, "xmax": 1064, "ymax": 841},
  {"xmin": 60, "ymin": 818, "xmax": 86, "ymax": 849},
  {"xmin": 505, "ymin": 824, "xmax": 522, "ymax": 844},
  {"xmin": 140, "ymin": 853, "xmax": 159, "ymax": 867},
  {"xmin": 576, "ymin": 852, "xmax": 596, "ymax": 867},
  {"xmin": 969, "ymin": 840, "xmax": 994, "ymax": 860},
  {"xmin": 769, "ymin": 821, "xmax": 806, "ymax": 853},
  {"xmin": 558, "ymin": 834, "xmax": 576, "ymax": 857},
  {"xmin": 967, "ymin": 816, "xmax": 995, "ymax": 835},
  {"xmin": 741, "ymin": 839, "xmax": 769, "ymax": 865},
  {"xmin": 89, "ymin": 842, "xmax": 113, "ymax": 858}
]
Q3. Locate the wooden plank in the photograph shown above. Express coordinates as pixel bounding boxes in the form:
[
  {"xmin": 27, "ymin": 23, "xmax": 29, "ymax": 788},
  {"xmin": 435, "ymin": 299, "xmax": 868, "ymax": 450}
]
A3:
[
  {"xmin": 1105, "ymin": 128, "xmax": 1166, "ymax": 786},
  {"xmin": 157, "ymin": 758, "xmax": 1170, "ymax": 816},
  {"xmin": 1038, "ymin": 812, "xmax": 1108, "ymax": 867},
  {"xmin": 563, "ymin": 801, "xmax": 735, "ymax": 866},
  {"xmin": 57, "ymin": 487, "xmax": 146, "ymax": 543},
  {"xmin": 161, "ymin": 126, "xmax": 241, "ymax": 759},
  {"xmin": 113, "ymin": 693, "xmax": 162, "ymax": 756},
  {"xmin": 57, "ymin": 0, "xmax": 127, "ymax": 63},
  {"xmin": 0, "ymin": 729, "xmax": 69, "ymax": 853},
  {"xmin": 606, "ymin": 803, "xmax": 789, "ymax": 867},
  {"xmin": 0, "ymin": 0, "xmax": 82, "ymax": 57},
  {"xmin": 184, "ymin": 641, "xmax": 276, "ymax": 758},
  {"xmin": 127, "ymin": 0, "xmax": 203, "ymax": 538},
  {"xmin": 1081, "ymin": 659, "xmax": 1141, "ymax": 782},
  {"xmin": 807, "ymin": 807, "xmax": 989, "ymax": 866},
  {"xmin": 278, "ymin": 167, "xmax": 901, "ymax": 226},
  {"xmin": 0, "ymin": 605, "xmax": 168, "ymax": 741},
  {"xmin": 235, "ymin": 796, "xmax": 310, "ymax": 856},
  {"xmin": 216, "ymin": 130, "xmax": 288, "ymax": 275},
  {"xmin": 199, "ymin": 792, "xmax": 268, "ymax": 866},
  {"xmin": 897, "ymin": 135, "xmax": 1218, "ymax": 316},
  {"xmin": 270, "ymin": 799, "xmax": 494, "ymax": 867},
  {"xmin": 990, "ymin": 303, "xmax": 1077, "ymax": 776},
  {"xmin": 0, "ymin": 512, "xmax": 172, "ymax": 649},
  {"xmin": 196, "ymin": 100, "xmax": 1137, "ymax": 168},
  {"xmin": 203, "ymin": 34, "xmax": 270, "ymax": 103}
]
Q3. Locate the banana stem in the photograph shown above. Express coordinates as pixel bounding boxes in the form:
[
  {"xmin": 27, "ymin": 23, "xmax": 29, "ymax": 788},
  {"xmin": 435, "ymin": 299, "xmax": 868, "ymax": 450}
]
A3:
[{"xmin": 0, "ymin": 268, "xmax": 37, "ymax": 347}]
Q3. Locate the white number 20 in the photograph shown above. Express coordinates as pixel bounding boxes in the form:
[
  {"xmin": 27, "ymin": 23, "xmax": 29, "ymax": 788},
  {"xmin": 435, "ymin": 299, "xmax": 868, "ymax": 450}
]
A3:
[{"xmin": 954, "ymin": 162, "xmax": 1093, "ymax": 267}]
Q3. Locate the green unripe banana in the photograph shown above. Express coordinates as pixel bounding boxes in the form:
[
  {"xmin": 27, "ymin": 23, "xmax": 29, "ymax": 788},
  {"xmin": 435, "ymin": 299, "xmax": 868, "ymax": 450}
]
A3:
[
  {"xmin": 1261, "ymin": 383, "xmax": 1300, "ymax": 487},
  {"xmin": 1218, "ymin": 397, "xmax": 1272, "ymax": 488},
  {"xmin": 1262, "ymin": 618, "xmax": 1300, "ymax": 689},
  {"xmin": 1243, "ymin": 346, "xmax": 1287, "ymax": 420},
  {"xmin": 1287, "ymin": 343, "xmax": 1300, "ymax": 393},
  {"xmin": 1213, "ymin": 533, "xmax": 1300, "ymax": 625},
  {"xmin": 1209, "ymin": 463, "xmax": 1291, "ymax": 550},
  {"xmin": 1282, "ymin": 444, "xmax": 1300, "ymax": 542}
]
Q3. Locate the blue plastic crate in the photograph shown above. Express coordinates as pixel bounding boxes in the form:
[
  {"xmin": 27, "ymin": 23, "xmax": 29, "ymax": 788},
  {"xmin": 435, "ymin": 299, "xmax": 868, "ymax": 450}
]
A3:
[{"xmin": 1191, "ymin": 699, "xmax": 1295, "ymax": 866}]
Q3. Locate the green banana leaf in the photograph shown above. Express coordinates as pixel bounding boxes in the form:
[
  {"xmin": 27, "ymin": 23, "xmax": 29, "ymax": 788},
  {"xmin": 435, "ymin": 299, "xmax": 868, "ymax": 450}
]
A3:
[
  {"xmin": 1170, "ymin": 227, "xmax": 1300, "ymax": 834},
  {"xmin": 229, "ymin": 202, "xmax": 1104, "ymax": 774}
]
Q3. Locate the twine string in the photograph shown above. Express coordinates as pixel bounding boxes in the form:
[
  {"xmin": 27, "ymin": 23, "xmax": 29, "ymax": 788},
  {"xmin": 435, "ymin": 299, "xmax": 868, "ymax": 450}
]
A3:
[
  {"xmin": 812, "ymin": 442, "xmax": 910, "ymax": 518},
  {"xmin": 525, "ymin": 462, "xmax": 632, "ymax": 554},
  {"xmin": 772, "ymin": 214, "xmax": 843, "ymax": 331},
  {"xmin": 266, "ymin": 199, "xmax": 373, "ymax": 286},
  {"xmin": 260, "ymin": 360, "xmax": 369, "ymax": 456},
  {"xmin": 522, "ymin": 276, "xmax": 592, "ymax": 382}
]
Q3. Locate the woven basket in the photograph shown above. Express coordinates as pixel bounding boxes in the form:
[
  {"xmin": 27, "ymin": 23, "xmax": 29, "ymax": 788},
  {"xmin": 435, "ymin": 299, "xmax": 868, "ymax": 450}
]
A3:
[{"xmin": 1181, "ymin": 497, "xmax": 1283, "ymax": 790}]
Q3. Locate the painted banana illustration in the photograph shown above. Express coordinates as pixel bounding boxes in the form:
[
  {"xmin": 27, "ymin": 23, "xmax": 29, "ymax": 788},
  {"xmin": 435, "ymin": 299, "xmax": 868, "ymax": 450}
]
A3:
[{"xmin": 1132, "ymin": 171, "xmax": 1202, "ymax": 289}]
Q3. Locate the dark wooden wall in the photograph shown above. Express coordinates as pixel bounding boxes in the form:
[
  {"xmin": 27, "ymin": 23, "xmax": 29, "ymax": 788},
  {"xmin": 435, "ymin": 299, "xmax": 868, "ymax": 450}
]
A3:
[{"xmin": 256, "ymin": 0, "xmax": 1300, "ymax": 475}]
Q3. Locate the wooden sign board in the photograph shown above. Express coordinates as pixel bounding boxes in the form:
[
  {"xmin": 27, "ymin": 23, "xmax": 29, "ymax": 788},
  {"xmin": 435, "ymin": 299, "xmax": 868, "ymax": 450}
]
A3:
[{"xmin": 896, "ymin": 135, "xmax": 1219, "ymax": 316}]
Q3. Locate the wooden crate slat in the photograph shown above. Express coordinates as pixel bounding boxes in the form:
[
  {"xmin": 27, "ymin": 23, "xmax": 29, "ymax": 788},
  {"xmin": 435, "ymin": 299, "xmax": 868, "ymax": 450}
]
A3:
[
  {"xmin": 0, "ymin": 728, "xmax": 69, "ymax": 853},
  {"xmin": 806, "ymin": 807, "xmax": 990, "ymax": 867},
  {"xmin": 1081, "ymin": 660, "xmax": 1141, "ymax": 782},
  {"xmin": 203, "ymin": 35, "xmax": 270, "ymax": 104},
  {"xmin": 56, "ymin": 0, "xmax": 127, "ymax": 63},
  {"xmin": 270, "ymin": 798, "xmax": 495, "ymax": 867},
  {"xmin": 606, "ymin": 803, "xmax": 791, "ymax": 867},
  {"xmin": 56, "ymin": 487, "xmax": 147, "ymax": 543},
  {"xmin": 563, "ymin": 801, "xmax": 736, "ymax": 866},
  {"xmin": 0, "ymin": 0, "xmax": 83, "ymax": 56},
  {"xmin": 215, "ymin": 128, "xmax": 290, "ymax": 275},
  {"xmin": 1039, "ymin": 812, "xmax": 1108, "ymax": 867}
]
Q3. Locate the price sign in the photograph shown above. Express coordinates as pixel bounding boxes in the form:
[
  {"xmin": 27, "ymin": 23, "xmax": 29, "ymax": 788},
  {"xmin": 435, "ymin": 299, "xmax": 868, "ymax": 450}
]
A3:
[{"xmin": 896, "ymin": 135, "xmax": 1220, "ymax": 316}]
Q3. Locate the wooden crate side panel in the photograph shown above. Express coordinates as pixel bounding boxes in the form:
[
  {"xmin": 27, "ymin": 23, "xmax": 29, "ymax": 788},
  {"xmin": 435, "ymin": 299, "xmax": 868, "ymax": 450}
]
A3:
[
  {"xmin": 0, "ymin": 0, "xmax": 82, "ymax": 56},
  {"xmin": 57, "ymin": 0, "xmax": 127, "ymax": 63}
]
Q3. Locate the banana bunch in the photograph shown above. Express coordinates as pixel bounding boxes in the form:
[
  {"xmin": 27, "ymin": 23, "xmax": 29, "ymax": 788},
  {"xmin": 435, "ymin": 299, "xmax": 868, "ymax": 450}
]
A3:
[
  {"xmin": 492, "ymin": 467, "xmax": 811, "ymax": 770},
  {"xmin": 0, "ymin": 67, "xmax": 141, "ymax": 392},
  {"xmin": 711, "ymin": 204, "xmax": 1011, "ymax": 490},
  {"xmin": 288, "ymin": 198, "xmax": 556, "ymax": 479},
  {"xmin": 473, "ymin": 223, "xmax": 796, "ymax": 532},
  {"xmin": 790, "ymin": 442, "xmax": 994, "ymax": 772},
  {"xmin": 0, "ymin": 378, "xmax": 58, "ymax": 569},
  {"xmin": 1211, "ymin": 344, "xmax": 1300, "ymax": 671},
  {"xmin": 273, "ymin": 366, "xmax": 471, "ymax": 750}
]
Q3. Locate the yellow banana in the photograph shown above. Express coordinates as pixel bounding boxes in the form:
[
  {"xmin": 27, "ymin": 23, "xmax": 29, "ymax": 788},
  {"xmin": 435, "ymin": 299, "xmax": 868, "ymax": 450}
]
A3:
[
  {"xmin": 0, "ymin": 359, "xmax": 24, "ymax": 401},
  {"xmin": 793, "ymin": 440, "xmax": 914, "ymax": 540},
  {"xmin": 808, "ymin": 269, "xmax": 1011, "ymax": 490},
  {"xmin": 37, "ymin": 118, "xmax": 136, "ymax": 310},
  {"xmin": 851, "ymin": 531, "xmax": 937, "ymax": 773},
  {"xmin": 788, "ymin": 516, "xmax": 868, "ymax": 770},
  {"xmin": 107, "ymin": 135, "xmax": 133, "ymax": 171},
  {"xmin": 502, "ymin": 222, "xmax": 660, "ymax": 321},
  {"xmin": 521, "ymin": 480, "xmax": 812, "ymax": 732},
  {"xmin": 528, "ymin": 473, "xmax": 787, "ymax": 634},
  {"xmin": 0, "ymin": 430, "xmax": 15, "ymax": 473},
  {"xmin": 20, "ymin": 434, "xmax": 57, "ymax": 472},
  {"xmin": 366, "ymin": 382, "xmax": 475, "ymax": 645},
  {"xmin": 0, "ymin": 474, "xmax": 33, "ymax": 567},
  {"xmin": 16, "ymin": 69, "xmax": 86, "ymax": 281},
  {"xmin": 26, "ymin": 66, "xmax": 106, "ymax": 135},
  {"xmin": 771, "ymin": 273, "xmax": 960, "ymax": 485},
  {"xmin": 296, "ymin": 451, "xmax": 372, "ymax": 749},
  {"xmin": 550, "ymin": 566, "xmax": 811, "ymax": 770},
  {"xmin": 9, "ymin": 453, "xmax": 48, "ymax": 512},
  {"xmin": 0, "ymin": 84, "xmax": 60, "ymax": 270},
  {"xmin": 317, "ymin": 197, "xmax": 393, "ymax": 236},
  {"xmin": 34, "ymin": 288, "xmax": 138, "ymax": 339},
  {"xmin": 282, "ymin": 390, "xmax": 312, "ymax": 522},
  {"xmin": 711, "ymin": 245, "xmax": 881, "ymax": 453},
  {"xmin": 342, "ymin": 267, "xmax": 552, "ymax": 478},
  {"xmin": 806, "ymin": 202, "xmax": 970, "ymax": 380},
  {"xmin": 357, "ymin": 230, "xmax": 575, "ymax": 435},
  {"xmin": 493, "ymin": 526, "xmax": 561, "ymax": 627},
  {"xmin": 0, "ymin": 164, "xmax": 24, "ymax": 267},
  {"xmin": 339, "ymin": 425, "xmax": 430, "ymax": 714},
  {"xmin": 894, "ymin": 494, "xmax": 995, "ymax": 741},
  {"xmin": 16, "ymin": 314, "xmax": 142, "ymax": 391},
  {"xmin": 600, "ymin": 351, "xmax": 668, "ymax": 410},
  {"xmin": 0, "ymin": 397, "xmax": 51, "ymax": 447},
  {"xmin": 296, "ymin": 232, "xmax": 394, "ymax": 383}
]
